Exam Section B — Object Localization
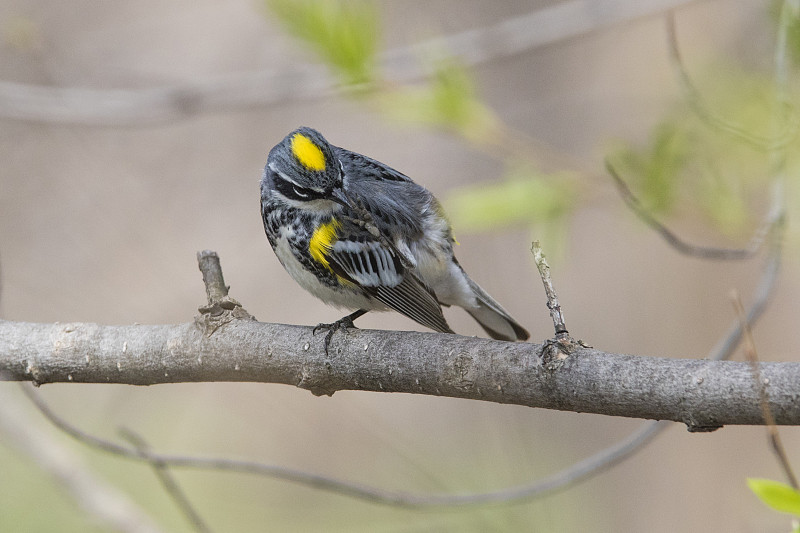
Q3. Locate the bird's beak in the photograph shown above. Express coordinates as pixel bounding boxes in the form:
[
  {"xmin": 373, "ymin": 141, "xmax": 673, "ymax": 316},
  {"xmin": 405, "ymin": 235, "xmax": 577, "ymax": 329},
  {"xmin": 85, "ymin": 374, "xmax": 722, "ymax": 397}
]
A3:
[{"xmin": 330, "ymin": 188, "xmax": 353, "ymax": 209}]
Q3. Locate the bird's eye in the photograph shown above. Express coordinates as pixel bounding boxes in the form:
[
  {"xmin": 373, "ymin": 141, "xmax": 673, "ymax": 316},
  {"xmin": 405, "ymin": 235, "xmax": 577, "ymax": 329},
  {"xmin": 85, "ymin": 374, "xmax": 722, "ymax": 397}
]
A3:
[{"xmin": 292, "ymin": 185, "xmax": 309, "ymax": 199}]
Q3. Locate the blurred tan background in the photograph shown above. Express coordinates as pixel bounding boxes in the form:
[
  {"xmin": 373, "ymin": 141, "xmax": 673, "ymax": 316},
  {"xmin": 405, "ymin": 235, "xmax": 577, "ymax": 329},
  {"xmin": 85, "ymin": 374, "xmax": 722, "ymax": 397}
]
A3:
[{"xmin": 1, "ymin": 0, "xmax": 799, "ymax": 531}]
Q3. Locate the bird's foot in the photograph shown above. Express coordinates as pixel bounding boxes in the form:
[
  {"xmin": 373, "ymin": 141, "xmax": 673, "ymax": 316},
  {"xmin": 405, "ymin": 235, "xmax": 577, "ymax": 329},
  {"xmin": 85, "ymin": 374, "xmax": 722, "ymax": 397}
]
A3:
[{"xmin": 313, "ymin": 310, "xmax": 366, "ymax": 355}]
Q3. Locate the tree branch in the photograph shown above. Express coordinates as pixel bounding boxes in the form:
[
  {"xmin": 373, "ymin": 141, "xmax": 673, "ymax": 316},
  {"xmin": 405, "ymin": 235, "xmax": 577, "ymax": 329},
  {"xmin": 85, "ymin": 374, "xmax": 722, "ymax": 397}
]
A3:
[
  {"xmin": 18, "ymin": 382, "xmax": 672, "ymax": 507},
  {"xmin": 118, "ymin": 427, "xmax": 213, "ymax": 533},
  {"xmin": 0, "ymin": 0, "xmax": 699, "ymax": 126},
  {"xmin": 1, "ymin": 315, "xmax": 797, "ymax": 429},
  {"xmin": 605, "ymin": 159, "xmax": 779, "ymax": 260},
  {"xmin": 6, "ymin": 230, "xmax": 781, "ymax": 509},
  {"xmin": 0, "ymin": 387, "xmax": 164, "ymax": 533}
]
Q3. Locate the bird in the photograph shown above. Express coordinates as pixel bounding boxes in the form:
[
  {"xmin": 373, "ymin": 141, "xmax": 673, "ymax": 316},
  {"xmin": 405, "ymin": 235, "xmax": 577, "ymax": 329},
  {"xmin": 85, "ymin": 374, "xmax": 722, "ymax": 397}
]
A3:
[{"xmin": 260, "ymin": 126, "xmax": 529, "ymax": 351}]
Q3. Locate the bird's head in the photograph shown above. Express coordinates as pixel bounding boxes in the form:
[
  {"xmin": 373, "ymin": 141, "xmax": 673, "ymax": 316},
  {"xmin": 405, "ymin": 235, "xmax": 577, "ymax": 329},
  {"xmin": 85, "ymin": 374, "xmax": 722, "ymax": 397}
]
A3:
[{"xmin": 263, "ymin": 127, "xmax": 350, "ymax": 210}]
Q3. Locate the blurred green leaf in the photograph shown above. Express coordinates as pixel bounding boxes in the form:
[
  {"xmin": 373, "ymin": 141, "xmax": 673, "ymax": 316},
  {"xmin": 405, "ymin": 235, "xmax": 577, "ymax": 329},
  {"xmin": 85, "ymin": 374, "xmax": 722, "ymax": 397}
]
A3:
[
  {"xmin": 265, "ymin": 0, "xmax": 378, "ymax": 85},
  {"xmin": 607, "ymin": 62, "xmax": 786, "ymax": 235},
  {"xmin": 610, "ymin": 122, "xmax": 690, "ymax": 214},
  {"xmin": 680, "ymin": 65, "xmax": 795, "ymax": 234},
  {"xmin": 698, "ymin": 166, "xmax": 750, "ymax": 235},
  {"xmin": 446, "ymin": 165, "xmax": 577, "ymax": 233},
  {"xmin": 748, "ymin": 478, "xmax": 800, "ymax": 516},
  {"xmin": 379, "ymin": 58, "xmax": 499, "ymax": 143},
  {"xmin": 428, "ymin": 59, "xmax": 481, "ymax": 131},
  {"xmin": 770, "ymin": 0, "xmax": 800, "ymax": 68}
]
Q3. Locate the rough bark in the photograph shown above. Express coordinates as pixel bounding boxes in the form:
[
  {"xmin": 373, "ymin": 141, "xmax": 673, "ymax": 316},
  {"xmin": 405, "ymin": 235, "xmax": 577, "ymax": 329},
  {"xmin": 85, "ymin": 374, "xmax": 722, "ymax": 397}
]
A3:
[{"xmin": 1, "ymin": 318, "xmax": 797, "ymax": 430}]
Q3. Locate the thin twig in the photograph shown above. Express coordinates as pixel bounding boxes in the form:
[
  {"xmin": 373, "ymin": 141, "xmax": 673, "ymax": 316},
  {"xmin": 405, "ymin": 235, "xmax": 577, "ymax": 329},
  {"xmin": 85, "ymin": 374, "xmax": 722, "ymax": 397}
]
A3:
[
  {"xmin": 665, "ymin": 11, "xmax": 799, "ymax": 151},
  {"xmin": 197, "ymin": 250, "xmax": 229, "ymax": 304},
  {"xmin": 704, "ymin": 0, "xmax": 790, "ymax": 456},
  {"xmin": 605, "ymin": 159, "xmax": 772, "ymax": 260},
  {"xmin": 531, "ymin": 241, "xmax": 568, "ymax": 337},
  {"xmin": 17, "ymin": 383, "xmax": 662, "ymax": 507},
  {"xmin": 731, "ymin": 292, "xmax": 799, "ymax": 489},
  {"xmin": 706, "ymin": 222, "xmax": 783, "ymax": 365},
  {"xmin": 196, "ymin": 250, "xmax": 254, "ymax": 333},
  {"xmin": 531, "ymin": 241, "xmax": 584, "ymax": 366},
  {"xmin": 0, "ymin": 386, "xmax": 164, "ymax": 533},
  {"xmin": 730, "ymin": 2, "xmax": 796, "ymax": 481},
  {"xmin": 119, "ymin": 428, "xmax": 214, "ymax": 533}
]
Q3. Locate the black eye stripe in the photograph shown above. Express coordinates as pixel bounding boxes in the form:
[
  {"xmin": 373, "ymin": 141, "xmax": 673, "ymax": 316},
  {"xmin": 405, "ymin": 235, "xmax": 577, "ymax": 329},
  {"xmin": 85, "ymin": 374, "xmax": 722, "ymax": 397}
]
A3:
[{"xmin": 273, "ymin": 174, "xmax": 327, "ymax": 202}]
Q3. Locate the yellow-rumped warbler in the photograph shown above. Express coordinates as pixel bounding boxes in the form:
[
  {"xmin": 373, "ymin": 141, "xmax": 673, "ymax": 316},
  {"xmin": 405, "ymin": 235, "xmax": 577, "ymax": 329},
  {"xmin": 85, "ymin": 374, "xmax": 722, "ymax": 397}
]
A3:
[{"xmin": 261, "ymin": 127, "xmax": 529, "ymax": 349}]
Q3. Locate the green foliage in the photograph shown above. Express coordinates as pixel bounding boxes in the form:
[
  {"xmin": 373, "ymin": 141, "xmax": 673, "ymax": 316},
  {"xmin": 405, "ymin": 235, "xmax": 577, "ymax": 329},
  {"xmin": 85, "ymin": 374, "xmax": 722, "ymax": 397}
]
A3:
[
  {"xmin": 264, "ymin": 0, "xmax": 378, "ymax": 85},
  {"xmin": 748, "ymin": 478, "xmax": 800, "ymax": 532},
  {"xmin": 771, "ymin": 0, "xmax": 800, "ymax": 68},
  {"xmin": 608, "ymin": 60, "xmax": 798, "ymax": 236},
  {"xmin": 445, "ymin": 164, "xmax": 577, "ymax": 232},
  {"xmin": 379, "ymin": 58, "xmax": 499, "ymax": 143},
  {"xmin": 426, "ymin": 59, "xmax": 479, "ymax": 130},
  {"xmin": 610, "ymin": 122, "xmax": 689, "ymax": 214},
  {"xmin": 264, "ymin": 1, "xmax": 574, "ymax": 235},
  {"xmin": 698, "ymin": 165, "xmax": 750, "ymax": 234},
  {"xmin": 748, "ymin": 478, "xmax": 800, "ymax": 516},
  {"xmin": 264, "ymin": 1, "xmax": 798, "ymax": 239}
]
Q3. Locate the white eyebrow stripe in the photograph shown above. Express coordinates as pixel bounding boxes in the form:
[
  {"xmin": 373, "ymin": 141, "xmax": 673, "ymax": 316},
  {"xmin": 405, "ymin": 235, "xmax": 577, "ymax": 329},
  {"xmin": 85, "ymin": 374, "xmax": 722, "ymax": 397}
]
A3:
[
  {"xmin": 268, "ymin": 162, "xmax": 327, "ymax": 193},
  {"xmin": 271, "ymin": 190, "xmax": 340, "ymax": 212}
]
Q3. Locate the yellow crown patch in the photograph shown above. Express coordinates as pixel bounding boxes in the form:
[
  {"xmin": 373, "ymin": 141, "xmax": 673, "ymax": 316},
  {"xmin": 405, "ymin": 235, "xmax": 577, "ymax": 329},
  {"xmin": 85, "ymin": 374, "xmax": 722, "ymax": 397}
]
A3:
[{"xmin": 291, "ymin": 133, "xmax": 326, "ymax": 171}]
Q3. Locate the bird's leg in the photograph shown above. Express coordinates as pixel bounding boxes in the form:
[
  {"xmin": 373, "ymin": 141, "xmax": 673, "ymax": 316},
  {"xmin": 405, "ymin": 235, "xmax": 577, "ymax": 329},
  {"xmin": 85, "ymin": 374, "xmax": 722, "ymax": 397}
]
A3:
[{"xmin": 313, "ymin": 309, "xmax": 368, "ymax": 355}]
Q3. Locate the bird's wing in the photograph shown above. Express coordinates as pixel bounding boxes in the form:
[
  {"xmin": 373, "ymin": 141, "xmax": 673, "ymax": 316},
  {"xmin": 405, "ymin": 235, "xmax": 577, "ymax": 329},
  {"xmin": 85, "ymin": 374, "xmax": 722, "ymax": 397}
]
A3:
[{"xmin": 326, "ymin": 234, "xmax": 453, "ymax": 334}]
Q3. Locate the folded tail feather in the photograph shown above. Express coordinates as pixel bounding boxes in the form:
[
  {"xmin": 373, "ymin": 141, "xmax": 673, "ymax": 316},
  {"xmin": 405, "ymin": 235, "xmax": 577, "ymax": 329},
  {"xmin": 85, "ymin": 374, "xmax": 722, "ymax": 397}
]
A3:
[{"xmin": 464, "ymin": 278, "xmax": 529, "ymax": 341}]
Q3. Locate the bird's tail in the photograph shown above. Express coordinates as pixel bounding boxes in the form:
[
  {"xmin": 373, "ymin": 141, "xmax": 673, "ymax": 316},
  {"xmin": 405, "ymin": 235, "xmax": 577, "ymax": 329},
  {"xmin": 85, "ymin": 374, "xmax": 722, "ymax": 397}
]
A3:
[{"xmin": 464, "ymin": 278, "xmax": 530, "ymax": 341}]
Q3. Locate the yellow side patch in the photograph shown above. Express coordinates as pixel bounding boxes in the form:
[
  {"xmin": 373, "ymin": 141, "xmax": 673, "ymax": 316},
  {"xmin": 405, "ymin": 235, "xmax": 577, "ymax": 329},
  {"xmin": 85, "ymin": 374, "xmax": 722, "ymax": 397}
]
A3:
[
  {"xmin": 291, "ymin": 133, "xmax": 326, "ymax": 171},
  {"xmin": 309, "ymin": 218, "xmax": 340, "ymax": 271}
]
